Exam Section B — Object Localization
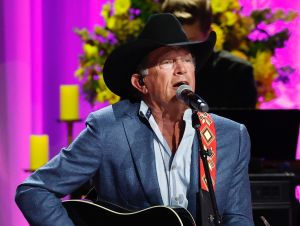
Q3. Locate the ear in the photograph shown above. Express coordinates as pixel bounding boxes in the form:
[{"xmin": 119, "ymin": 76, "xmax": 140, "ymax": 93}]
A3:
[
  {"xmin": 205, "ymin": 27, "xmax": 213, "ymax": 40},
  {"xmin": 131, "ymin": 74, "xmax": 148, "ymax": 94}
]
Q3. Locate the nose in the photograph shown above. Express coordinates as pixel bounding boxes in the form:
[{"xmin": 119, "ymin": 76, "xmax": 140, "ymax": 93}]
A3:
[{"xmin": 174, "ymin": 59, "xmax": 187, "ymax": 74}]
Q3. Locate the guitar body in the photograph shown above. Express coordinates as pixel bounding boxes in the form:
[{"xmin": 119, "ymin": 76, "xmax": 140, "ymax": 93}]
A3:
[{"xmin": 62, "ymin": 199, "xmax": 196, "ymax": 226}]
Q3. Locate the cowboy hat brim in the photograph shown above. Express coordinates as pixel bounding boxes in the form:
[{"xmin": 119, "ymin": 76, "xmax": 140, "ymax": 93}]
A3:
[{"xmin": 103, "ymin": 31, "xmax": 216, "ymax": 99}]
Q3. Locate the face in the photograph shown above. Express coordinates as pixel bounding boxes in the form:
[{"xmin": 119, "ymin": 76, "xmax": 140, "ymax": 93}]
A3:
[
  {"xmin": 141, "ymin": 46, "xmax": 196, "ymax": 107},
  {"xmin": 182, "ymin": 20, "xmax": 210, "ymax": 42}
]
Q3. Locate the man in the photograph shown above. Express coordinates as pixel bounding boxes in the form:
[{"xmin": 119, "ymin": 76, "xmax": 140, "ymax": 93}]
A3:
[
  {"xmin": 162, "ymin": 0, "xmax": 258, "ymax": 109},
  {"xmin": 15, "ymin": 13, "xmax": 254, "ymax": 225}
]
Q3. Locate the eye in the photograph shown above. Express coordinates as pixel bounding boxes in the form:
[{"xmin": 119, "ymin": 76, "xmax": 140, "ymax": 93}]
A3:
[
  {"xmin": 160, "ymin": 59, "xmax": 173, "ymax": 65},
  {"xmin": 182, "ymin": 57, "xmax": 194, "ymax": 63}
]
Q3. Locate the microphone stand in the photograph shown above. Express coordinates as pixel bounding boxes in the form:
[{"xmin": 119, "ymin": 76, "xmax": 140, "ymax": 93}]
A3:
[{"xmin": 192, "ymin": 111, "xmax": 223, "ymax": 226}]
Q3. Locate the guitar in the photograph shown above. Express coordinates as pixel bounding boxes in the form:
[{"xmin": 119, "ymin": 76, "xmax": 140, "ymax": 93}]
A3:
[{"xmin": 62, "ymin": 199, "xmax": 196, "ymax": 226}]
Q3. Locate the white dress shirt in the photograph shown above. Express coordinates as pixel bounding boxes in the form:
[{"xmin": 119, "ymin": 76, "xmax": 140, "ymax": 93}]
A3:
[{"xmin": 139, "ymin": 101, "xmax": 195, "ymax": 208}]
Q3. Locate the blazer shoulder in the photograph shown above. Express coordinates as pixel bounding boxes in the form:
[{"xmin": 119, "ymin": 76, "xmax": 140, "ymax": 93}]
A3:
[
  {"xmin": 210, "ymin": 113, "xmax": 244, "ymax": 131},
  {"xmin": 87, "ymin": 100, "xmax": 140, "ymax": 124}
]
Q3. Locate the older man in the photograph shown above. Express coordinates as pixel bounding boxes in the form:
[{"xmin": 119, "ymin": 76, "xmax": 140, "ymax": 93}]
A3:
[{"xmin": 16, "ymin": 13, "xmax": 253, "ymax": 226}]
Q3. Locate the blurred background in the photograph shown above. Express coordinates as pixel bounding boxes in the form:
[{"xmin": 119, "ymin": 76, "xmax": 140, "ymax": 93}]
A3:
[{"xmin": 0, "ymin": 0, "xmax": 299, "ymax": 225}]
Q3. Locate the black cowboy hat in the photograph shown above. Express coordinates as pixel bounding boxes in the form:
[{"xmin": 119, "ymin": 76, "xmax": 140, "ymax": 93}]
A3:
[{"xmin": 103, "ymin": 13, "xmax": 216, "ymax": 99}]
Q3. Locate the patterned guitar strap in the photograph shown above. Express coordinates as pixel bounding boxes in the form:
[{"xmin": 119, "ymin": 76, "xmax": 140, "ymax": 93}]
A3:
[{"xmin": 197, "ymin": 112, "xmax": 217, "ymax": 192}]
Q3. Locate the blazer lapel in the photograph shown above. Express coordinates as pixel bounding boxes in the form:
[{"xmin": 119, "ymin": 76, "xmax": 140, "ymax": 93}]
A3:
[{"xmin": 123, "ymin": 115, "xmax": 163, "ymax": 206}]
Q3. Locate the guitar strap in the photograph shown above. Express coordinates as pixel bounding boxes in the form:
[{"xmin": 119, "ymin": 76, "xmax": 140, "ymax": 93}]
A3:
[{"xmin": 197, "ymin": 112, "xmax": 217, "ymax": 192}]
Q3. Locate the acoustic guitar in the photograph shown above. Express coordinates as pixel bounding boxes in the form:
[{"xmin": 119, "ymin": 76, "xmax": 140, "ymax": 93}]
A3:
[{"xmin": 62, "ymin": 199, "xmax": 196, "ymax": 226}]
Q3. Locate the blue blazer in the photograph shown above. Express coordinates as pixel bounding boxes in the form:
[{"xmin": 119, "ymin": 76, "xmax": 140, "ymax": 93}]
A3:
[{"xmin": 15, "ymin": 100, "xmax": 254, "ymax": 226}]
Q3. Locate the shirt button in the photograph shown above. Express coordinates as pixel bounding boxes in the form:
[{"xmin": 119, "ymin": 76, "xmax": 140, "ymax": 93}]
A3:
[
  {"xmin": 172, "ymin": 196, "xmax": 179, "ymax": 204},
  {"xmin": 178, "ymin": 194, "xmax": 184, "ymax": 204}
]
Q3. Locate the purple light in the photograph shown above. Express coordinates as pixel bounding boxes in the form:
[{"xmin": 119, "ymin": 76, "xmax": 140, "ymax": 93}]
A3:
[
  {"xmin": 1, "ymin": 0, "xmax": 34, "ymax": 225},
  {"xmin": 31, "ymin": 0, "xmax": 43, "ymax": 134}
]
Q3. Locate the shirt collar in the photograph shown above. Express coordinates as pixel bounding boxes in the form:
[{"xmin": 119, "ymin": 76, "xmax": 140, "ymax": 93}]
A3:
[
  {"xmin": 139, "ymin": 100, "xmax": 152, "ymax": 120},
  {"xmin": 139, "ymin": 100, "xmax": 192, "ymax": 122}
]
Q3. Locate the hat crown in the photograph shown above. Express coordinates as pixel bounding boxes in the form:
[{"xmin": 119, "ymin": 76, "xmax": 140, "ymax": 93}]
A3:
[{"xmin": 138, "ymin": 13, "xmax": 189, "ymax": 44}]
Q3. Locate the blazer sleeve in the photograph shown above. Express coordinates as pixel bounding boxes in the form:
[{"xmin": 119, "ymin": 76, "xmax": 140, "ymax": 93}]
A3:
[
  {"xmin": 222, "ymin": 124, "xmax": 254, "ymax": 226},
  {"xmin": 15, "ymin": 113, "xmax": 103, "ymax": 226}
]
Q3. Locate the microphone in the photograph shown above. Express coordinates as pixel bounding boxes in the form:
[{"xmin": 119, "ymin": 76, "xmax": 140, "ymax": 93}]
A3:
[{"xmin": 176, "ymin": 84, "xmax": 209, "ymax": 112}]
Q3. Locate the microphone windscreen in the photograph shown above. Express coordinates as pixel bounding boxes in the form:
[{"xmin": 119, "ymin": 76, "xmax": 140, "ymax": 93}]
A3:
[{"xmin": 176, "ymin": 84, "xmax": 193, "ymax": 101}]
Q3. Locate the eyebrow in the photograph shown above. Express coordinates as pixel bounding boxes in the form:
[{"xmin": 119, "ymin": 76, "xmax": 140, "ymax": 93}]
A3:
[{"xmin": 142, "ymin": 47, "xmax": 193, "ymax": 68}]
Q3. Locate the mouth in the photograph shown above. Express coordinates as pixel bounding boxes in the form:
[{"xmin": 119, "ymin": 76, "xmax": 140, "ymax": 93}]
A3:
[{"xmin": 173, "ymin": 81, "xmax": 188, "ymax": 88}]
